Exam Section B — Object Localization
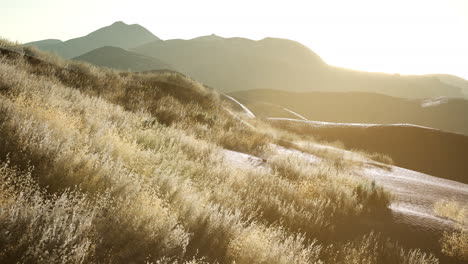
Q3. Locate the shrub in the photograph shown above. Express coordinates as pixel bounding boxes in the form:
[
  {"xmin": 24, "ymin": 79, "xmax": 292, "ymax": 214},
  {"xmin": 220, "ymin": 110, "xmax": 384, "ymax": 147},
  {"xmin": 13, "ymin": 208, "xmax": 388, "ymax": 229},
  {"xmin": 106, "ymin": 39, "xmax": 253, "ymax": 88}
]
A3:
[
  {"xmin": 434, "ymin": 201, "xmax": 467, "ymax": 260},
  {"xmin": 0, "ymin": 162, "xmax": 97, "ymax": 263}
]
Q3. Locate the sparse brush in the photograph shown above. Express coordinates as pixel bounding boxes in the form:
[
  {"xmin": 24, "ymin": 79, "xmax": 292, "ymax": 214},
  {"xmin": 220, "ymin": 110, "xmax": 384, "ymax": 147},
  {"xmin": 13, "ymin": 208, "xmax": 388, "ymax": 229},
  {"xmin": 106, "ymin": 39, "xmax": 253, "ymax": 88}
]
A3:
[
  {"xmin": 353, "ymin": 181, "xmax": 391, "ymax": 215},
  {"xmin": 368, "ymin": 152, "xmax": 394, "ymax": 165},
  {"xmin": 324, "ymin": 232, "xmax": 439, "ymax": 264},
  {"xmin": 0, "ymin": 161, "xmax": 98, "ymax": 263},
  {"xmin": 434, "ymin": 200, "xmax": 467, "ymax": 260}
]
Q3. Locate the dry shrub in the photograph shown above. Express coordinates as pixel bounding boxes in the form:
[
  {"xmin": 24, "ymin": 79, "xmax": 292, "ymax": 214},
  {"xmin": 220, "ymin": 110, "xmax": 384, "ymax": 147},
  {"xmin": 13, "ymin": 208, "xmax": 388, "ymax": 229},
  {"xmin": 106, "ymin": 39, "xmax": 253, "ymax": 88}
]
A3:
[
  {"xmin": 265, "ymin": 148, "xmax": 390, "ymax": 241},
  {"xmin": 0, "ymin": 162, "xmax": 97, "ymax": 263},
  {"xmin": 367, "ymin": 152, "xmax": 394, "ymax": 165},
  {"xmin": 324, "ymin": 232, "xmax": 439, "ymax": 264},
  {"xmin": 353, "ymin": 181, "xmax": 391, "ymax": 215},
  {"xmin": 434, "ymin": 201, "xmax": 467, "ymax": 260}
]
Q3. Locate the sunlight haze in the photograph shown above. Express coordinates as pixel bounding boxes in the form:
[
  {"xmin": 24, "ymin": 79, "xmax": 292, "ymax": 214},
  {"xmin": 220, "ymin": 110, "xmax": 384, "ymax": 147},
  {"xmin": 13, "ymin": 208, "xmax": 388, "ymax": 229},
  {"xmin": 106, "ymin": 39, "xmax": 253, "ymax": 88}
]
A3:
[{"xmin": 2, "ymin": 0, "xmax": 468, "ymax": 79}]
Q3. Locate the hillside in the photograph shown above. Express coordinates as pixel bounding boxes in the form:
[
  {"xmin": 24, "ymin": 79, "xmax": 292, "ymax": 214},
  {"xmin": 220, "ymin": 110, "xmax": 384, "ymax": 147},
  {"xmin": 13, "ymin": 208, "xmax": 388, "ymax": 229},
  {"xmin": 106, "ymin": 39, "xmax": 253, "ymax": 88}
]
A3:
[
  {"xmin": 74, "ymin": 46, "xmax": 172, "ymax": 72},
  {"xmin": 431, "ymin": 74, "xmax": 468, "ymax": 97},
  {"xmin": 24, "ymin": 39, "xmax": 63, "ymax": 50},
  {"xmin": 2, "ymin": 40, "xmax": 463, "ymax": 263},
  {"xmin": 25, "ymin": 21, "xmax": 160, "ymax": 58},
  {"xmin": 270, "ymin": 119, "xmax": 468, "ymax": 184},
  {"xmin": 230, "ymin": 89, "xmax": 468, "ymax": 136}
]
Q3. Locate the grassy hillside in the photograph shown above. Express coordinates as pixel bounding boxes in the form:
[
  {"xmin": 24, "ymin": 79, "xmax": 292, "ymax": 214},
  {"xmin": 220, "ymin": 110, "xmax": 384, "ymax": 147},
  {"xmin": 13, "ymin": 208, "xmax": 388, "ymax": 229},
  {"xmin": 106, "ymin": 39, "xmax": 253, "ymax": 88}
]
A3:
[
  {"xmin": 74, "ymin": 46, "xmax": 173, "ymax": 72},
  {"xmin": 270, "ymin": 119, "xmax": 468, "ymax": 184},
  {"xmin": 0, "ymin": 41, "xmax": 446, "ymax": 263},
  {"xmin": 230, "ymin": 89, "xmax": 468, "ymax": 136}
]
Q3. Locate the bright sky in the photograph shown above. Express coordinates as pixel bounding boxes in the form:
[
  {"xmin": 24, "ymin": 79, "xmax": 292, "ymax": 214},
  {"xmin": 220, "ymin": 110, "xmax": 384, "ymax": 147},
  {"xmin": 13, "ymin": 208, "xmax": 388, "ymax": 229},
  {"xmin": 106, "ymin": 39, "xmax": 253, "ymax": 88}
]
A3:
[{"xmin": 2, "ymin": 0, "xmax": 468, "ymax": 79}]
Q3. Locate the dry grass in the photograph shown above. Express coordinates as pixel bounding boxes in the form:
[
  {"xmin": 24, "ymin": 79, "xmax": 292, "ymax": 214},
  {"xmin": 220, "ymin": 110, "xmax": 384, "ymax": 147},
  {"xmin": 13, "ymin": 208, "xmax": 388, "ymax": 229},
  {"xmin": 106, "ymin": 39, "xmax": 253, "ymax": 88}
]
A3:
[
  {"xmin": 0, "ymin": 40, "xmax": 438, "ymax": 263},
  {"xmin": 348, "ymin": 149, "xmax": 395, "ymax": 170},
  {"xmin": 323, "ymin": 232, "xmax": 438, "ymax": 264},
  {"xmin": 434, "ymin": 200, "xmax": 467, "ymax": 260}
]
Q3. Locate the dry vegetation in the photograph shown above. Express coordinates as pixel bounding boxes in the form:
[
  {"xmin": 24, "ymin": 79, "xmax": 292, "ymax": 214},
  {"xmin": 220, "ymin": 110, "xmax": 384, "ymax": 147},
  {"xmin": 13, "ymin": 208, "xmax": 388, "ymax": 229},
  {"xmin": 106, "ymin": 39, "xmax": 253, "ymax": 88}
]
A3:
[
  {"xmin": 0, "ymin": 41, "xmax": 440, "ymax": 263},
  {"xmin": 434, "ymin": 200, "xmax": 467, "ymax": 260}
]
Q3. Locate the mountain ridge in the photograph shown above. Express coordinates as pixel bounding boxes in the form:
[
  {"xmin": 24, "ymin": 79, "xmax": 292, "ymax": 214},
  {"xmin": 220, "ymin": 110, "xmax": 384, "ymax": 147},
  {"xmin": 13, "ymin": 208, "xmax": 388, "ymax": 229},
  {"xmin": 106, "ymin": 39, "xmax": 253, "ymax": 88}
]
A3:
[
  {"xmin": 25, "ymin": 21, "xmax": 468, "ymax": 99},
  {"xmin": 25, "ymin": 21, "xmax": 160, "ymax": 58}
]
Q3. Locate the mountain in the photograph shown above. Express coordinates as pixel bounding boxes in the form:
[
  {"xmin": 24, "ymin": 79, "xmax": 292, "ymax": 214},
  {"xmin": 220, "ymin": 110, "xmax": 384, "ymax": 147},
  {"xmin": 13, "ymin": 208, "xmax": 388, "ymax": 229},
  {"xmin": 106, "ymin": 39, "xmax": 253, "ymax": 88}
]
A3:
[
  {"xmin": 26, "ymin": 22, "xmax": 463, "ymax": 98},
  {"xmin": 25, "ymin": 21, "xmax": 160, "ymax": 58},
  {"xmin": 230, "ymin": 89, "xmax": 468, "ymax": 136},
  {"xmin": 190, "ymin": 34, "xmax": 225, "ymax": 42},
  {"xmin": 270, "ymin": 119, "xmax": 468, "ymax": 184},
  {"xmin": 132, "ymin": 36, "xmax": 327, "ymax": 91},
  {"xmin": 431, "ymin": 74, "xmax": 468, "ymax": 97},
  {"xmin": 73, "ymin": 46, "xmax": 172, "ymax": 72},
  {"xmin": 132, "ymin": 36, "xmax": 463, "ymax": 98}
]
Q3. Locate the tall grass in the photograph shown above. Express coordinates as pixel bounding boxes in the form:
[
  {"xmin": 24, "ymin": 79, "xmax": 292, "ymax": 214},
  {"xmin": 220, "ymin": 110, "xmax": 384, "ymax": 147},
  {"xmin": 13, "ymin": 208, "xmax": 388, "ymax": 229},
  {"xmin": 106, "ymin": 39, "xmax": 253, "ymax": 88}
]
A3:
[
  {"xmin": 434, "ymin": 201, "xmax": 467, "ymax": 260},
  {"xmin": 0, "ymin": 41, "xmax": 438, "ymax": 263}
]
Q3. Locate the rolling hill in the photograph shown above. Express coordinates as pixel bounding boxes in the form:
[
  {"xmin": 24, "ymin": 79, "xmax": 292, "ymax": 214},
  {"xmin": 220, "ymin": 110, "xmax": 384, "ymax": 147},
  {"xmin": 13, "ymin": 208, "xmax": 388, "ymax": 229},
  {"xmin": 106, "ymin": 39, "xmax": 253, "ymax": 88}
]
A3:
[
  {"xmin": 24, "ymin": 39, "xmax": 63, "ymax": 50},
  {"xmin": 432, "ymin": 74, "xmax": 468, "ymax": 97},
  {"xmin": 270, "ymin": 119, "xmax": 468, "ymax": 184},
  {"xmin": 25, "ymin": 21, "xmax": 160, "ymax": 58},
  {"xmin": 230, "ymin": 89, "xmax": 468, "ymax": 136},
  {"xmin": 73, "ymin": 46, "xmax": 172, "ymax": 72}
]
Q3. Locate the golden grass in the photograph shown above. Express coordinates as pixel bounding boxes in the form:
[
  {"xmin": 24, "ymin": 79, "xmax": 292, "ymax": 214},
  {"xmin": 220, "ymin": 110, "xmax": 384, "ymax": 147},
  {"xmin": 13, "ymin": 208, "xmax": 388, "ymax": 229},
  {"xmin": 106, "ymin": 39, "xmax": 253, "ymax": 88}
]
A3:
[
  {"xmin": 0, "ymin": 40, "xmax": 439, "ymax": 263},
  {"xmin": 434, "ymin": 200, "xmax": 467, "ymax": 260}
]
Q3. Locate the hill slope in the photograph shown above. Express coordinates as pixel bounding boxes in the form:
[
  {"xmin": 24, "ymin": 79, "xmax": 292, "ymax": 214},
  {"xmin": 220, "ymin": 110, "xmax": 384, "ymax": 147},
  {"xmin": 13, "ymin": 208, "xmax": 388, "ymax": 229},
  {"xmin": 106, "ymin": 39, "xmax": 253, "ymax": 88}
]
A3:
[
  {"xmin": 1, "ymin": 41, "xmax": 460, "ymax": 263},
  {"xmin": 25, "ymin": 21, "xmax": 160, "ymax": 58},
  {"xmin": 230, "ymin": 89, "xmax": 468, "ymax": 136},
  {"xmin": 270, "ymin": 119, "xmax": 468, "ymax": 184},
  {"xmin": 24, "ymin": 39, "xmax": 63, "ymax": 50},
  {"xmin": 431, "ymin": 74, "xmax": 468, "ymax": 97},
  {"xmin": 73, "ymin": 46, "xmax": 172, "ymax": 72}
]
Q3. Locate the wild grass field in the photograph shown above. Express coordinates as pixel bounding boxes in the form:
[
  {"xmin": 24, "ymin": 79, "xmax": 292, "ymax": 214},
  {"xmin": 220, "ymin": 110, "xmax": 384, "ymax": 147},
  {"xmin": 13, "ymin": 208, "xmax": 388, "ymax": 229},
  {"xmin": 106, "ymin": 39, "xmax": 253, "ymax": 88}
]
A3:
[{"xmin": 0, "ymin": 40, "xmax": 444, "ymax": 263}]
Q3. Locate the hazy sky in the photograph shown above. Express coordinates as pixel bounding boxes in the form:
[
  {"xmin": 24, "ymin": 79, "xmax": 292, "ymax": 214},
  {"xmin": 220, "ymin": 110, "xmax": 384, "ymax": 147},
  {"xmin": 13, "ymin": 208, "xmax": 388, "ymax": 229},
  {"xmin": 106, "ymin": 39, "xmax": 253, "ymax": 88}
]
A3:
[{"xmin": 2, "ymin": 0, "xmax": 468, "ymax": 79}]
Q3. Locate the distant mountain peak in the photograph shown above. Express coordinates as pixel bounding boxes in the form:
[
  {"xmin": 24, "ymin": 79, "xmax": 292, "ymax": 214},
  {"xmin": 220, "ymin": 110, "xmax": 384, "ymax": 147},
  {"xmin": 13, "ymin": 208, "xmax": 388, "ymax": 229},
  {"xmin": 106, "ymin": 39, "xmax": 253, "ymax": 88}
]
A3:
[
  {"xmin": 190, "ymin": 34, "xmax": 224, "ymax": 41},
  {"xmin": 89, "ymin": 21, "xmax": 154, "ymax": 35},
  {"xmin": 111, "ymin": 21, "xmax": 127, "ymax": 26}
]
